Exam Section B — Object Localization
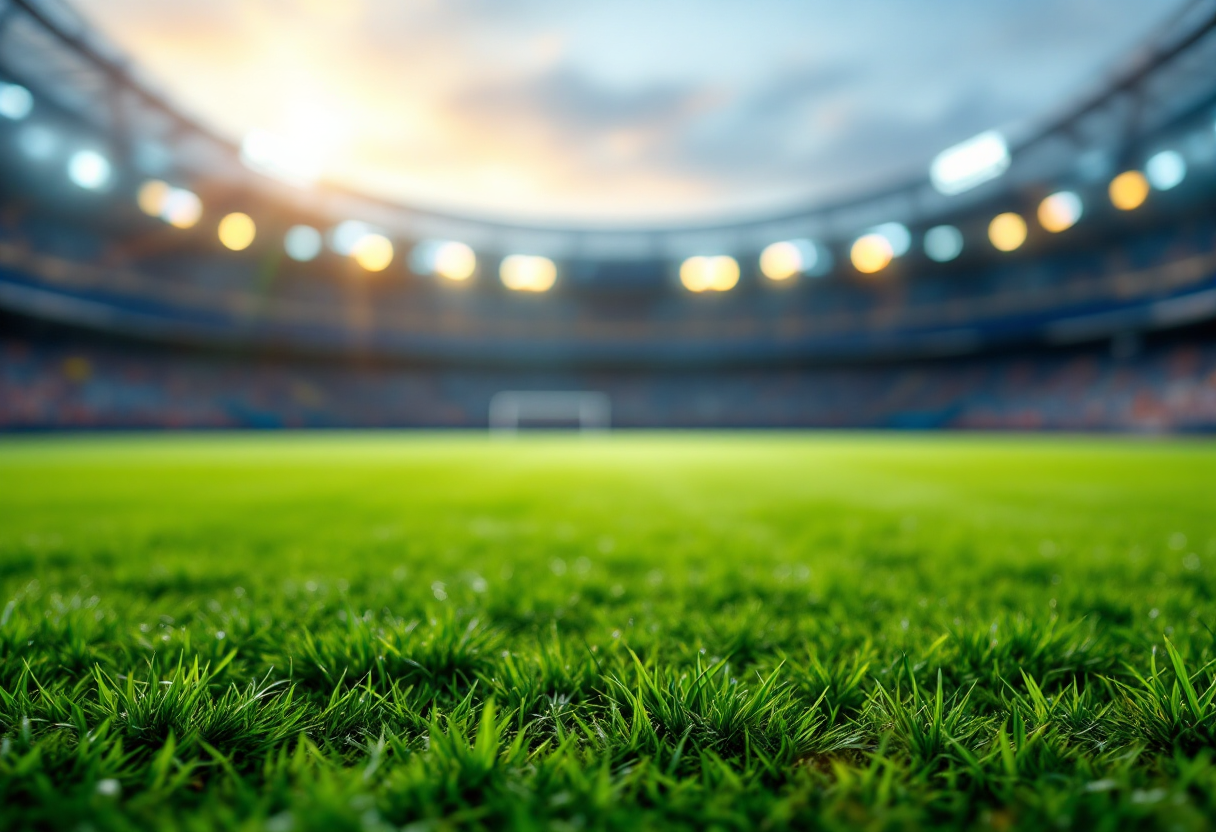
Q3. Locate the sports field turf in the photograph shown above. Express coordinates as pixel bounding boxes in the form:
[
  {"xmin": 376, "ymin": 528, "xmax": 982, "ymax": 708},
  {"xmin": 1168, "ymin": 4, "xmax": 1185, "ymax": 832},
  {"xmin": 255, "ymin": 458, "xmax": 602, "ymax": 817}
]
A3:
[{"xmin": 1, "ymin": 433, "xmax": 1215, "ymax": 830}]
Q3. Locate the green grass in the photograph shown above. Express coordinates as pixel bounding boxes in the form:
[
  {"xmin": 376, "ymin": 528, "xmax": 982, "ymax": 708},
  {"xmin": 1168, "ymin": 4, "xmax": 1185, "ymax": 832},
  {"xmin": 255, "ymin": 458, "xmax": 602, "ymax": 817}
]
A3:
[{"xmin": 1, "ymin": 432, "xmax": 1215, "ymax": 831}]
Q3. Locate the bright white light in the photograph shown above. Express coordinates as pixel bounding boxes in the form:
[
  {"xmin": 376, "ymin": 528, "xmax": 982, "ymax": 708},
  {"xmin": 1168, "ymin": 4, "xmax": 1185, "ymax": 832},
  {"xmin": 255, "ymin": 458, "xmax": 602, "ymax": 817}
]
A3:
[
  {"xmin": 285, "ymin": 225, "xmax": 322, "ymax": 262},
  {"xmin": 924, "ymin": 225, "xmax": 963, "ymax": 262},
  {"xmin": 871, "ymin": 222, "xmax": 911, "ymax": 257},
  {"xmin": 759, "ymin": 239, "xmax": 818, "ymax": 281},
  {"xmin": 240, "ymin": 129, "xmax": 324, "ymax": 187},
  {"xmin": 1145, "ymin": 150, "xmax": 1186, "ymax": 190},
  {"xmin": 67, "ymin": 150, "xmax": 111, "ymax": 190},
  {"xmin": 16, "ymin": 125, "xmax": 56, "ymax": 160},
  {"xmin": 161, "ymin": 188, "xmax": 202, "ymax": 228},
  {"xmin": 930, "ymin": 130, "xmax": 1010, "ymax": 195},
  {"xmin": 353, "ymin": 234, "xmax": 394, "ymax": 272},
  {"xmin": 410, "ymin": 239, "xmax": 477, "ymax": 280},
  {"xmin": 0, "ymin": 83, "xmax": 33, "ymax": 121},
  {"xmin": 501, "ymin": 255, "xmax": 557, "ymax": 292},
  {"xmin": 411, "ymin": 240, "xmax": 477, "ymax": 281},
  {"xmin": 330, "ymin": 220, "xmax": 372, "ymax": 256}
]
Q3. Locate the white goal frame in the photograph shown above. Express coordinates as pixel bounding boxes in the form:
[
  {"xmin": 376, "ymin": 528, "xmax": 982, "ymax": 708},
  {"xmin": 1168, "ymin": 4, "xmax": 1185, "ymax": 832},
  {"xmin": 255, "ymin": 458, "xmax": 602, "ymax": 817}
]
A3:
[{"xmin": 488, "ymin": 391, "xmax": 611, "ymax": 433}]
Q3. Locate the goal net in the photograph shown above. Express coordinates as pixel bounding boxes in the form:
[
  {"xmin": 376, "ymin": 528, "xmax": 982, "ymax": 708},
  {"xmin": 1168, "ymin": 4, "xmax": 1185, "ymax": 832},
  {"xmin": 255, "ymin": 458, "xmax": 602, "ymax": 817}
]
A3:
[{"xmin": 488, "ymin": 391, "xmax": 611, "ymax": 433}]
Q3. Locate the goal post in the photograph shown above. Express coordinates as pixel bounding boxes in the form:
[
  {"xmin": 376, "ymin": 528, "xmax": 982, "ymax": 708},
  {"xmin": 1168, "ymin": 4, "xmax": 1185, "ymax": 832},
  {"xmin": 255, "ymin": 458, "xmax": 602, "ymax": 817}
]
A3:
[{"xmin": 488, "ymin": 391, "xmax": 611, "ymax": 433}]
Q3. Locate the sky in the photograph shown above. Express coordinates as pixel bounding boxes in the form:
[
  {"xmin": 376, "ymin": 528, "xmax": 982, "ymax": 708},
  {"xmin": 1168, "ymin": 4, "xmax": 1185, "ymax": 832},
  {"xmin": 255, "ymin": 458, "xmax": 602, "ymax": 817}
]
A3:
[{"xmin": 74, "ymin": 0, "xmax": 1187, "ymax": 226}]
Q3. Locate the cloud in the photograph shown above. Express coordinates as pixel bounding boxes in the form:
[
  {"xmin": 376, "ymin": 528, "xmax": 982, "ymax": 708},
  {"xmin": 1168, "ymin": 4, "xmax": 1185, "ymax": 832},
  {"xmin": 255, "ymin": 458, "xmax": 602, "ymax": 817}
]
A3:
[{"xmin": 69, "ymin": 0, "xmax": 1191, "ymax": 224}]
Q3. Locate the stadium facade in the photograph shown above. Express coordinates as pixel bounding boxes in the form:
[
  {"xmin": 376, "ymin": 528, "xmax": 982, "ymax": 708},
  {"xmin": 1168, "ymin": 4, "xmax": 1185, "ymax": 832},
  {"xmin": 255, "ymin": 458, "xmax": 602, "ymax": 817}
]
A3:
[{"xmin": 2, "ymin": 0, "xmax": 1216, "ymax": 430}]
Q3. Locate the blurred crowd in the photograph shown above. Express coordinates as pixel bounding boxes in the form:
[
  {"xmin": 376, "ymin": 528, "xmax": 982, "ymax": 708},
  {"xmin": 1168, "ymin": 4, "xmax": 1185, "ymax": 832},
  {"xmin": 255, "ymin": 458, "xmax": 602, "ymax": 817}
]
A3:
[{"xmin": 3, "ymin": 323, "xmax": 1215, "ymax": 432}]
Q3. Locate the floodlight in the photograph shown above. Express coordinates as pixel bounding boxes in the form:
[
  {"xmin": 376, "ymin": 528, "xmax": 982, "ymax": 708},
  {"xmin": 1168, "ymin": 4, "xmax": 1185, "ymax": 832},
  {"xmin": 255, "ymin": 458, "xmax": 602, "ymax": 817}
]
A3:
[
  {"xmin": 137, "ymin": 180, "xmax": 170, "ymax": 217},
  {"xmin": 218, "ymin": 213, "xmax": 257, "ymax": 251},
  {"xmin": 1109, "ymin": 171, "xmax": 1149, "ymax": 211},
  {"xmin": 1145, "ymin": 150, "xmax": 1185, "ymax": 190},
  {"xmin": 930, "ymin": 130, "xmax": 1010, "ymax": 195},
  {"xmin": 411, "ymin": 240, "xmax": 477, "ymax": 281},
  {"xmin": 16, "ymin": 125, "xmax": 57, "ymax": 160},
  {"xmin": 988, "ymin": 212, "xmax": 1026, "ymax": 251},
  {"xmin": 330, "ymin": 220, "xmax": 371, "ymax": 256},
  {"xmin": 1037, "ymin": 191, "xmax": 1082, "ymax": 233},
  {"xmin": 353, "ymin": 233, "xmax": 394, "ymax": 272},
  {"xmin": 760, "ymin": 239, "xmax": 817, "ymax": 281},
  {"xmin": 501, "ymin": 254, "xmax": 557, "ymax": 292},
  {"xmin": 679, "ymin": 255, "xmax": 739, "ymax": 292},
  {"xmin": 924, "ymin": 225, "xmax": 963, "ymax": 262},
  {"xmin": 285, "ymin": 225, "xmax": 322, "ymax": 262},
  {"xmin": 871, "ymin": 222, "xmax": 911, "ymax": 257},
  {"xmin": 432, "ymin": 241, "xmax": 477, "ymax": 281},
  {"xmin": 162, "ymin": 188, "xmax": 203, "ymax": 228},
  {"xmin": 850, "ymin": 234, "xmax": 893, "ymax": 274},
  {"xmin": 67, "ymin": 150, "xmax": 111, "ymax": 190},
  {"xmin": 0, "ymin": 83, "xmax": 33, "ymax": 121}
]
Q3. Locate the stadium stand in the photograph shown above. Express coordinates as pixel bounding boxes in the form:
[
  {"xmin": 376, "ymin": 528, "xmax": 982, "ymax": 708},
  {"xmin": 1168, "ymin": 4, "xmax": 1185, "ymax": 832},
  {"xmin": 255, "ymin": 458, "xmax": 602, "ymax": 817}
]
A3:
[
  {"xmin": 4, "ymin": 313, "xmax": 1215, "ymax": 431},
  {"xmin": 1, "ymin": 0, "xmax": 1216, "ymax": 430}
]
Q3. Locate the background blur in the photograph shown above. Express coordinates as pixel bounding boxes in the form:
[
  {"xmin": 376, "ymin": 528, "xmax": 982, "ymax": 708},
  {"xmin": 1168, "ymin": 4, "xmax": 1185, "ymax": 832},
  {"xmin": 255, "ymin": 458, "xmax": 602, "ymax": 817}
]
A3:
[{"xmin": 2, "ymin": 0, "xmax": 1216, "ymax": 432}]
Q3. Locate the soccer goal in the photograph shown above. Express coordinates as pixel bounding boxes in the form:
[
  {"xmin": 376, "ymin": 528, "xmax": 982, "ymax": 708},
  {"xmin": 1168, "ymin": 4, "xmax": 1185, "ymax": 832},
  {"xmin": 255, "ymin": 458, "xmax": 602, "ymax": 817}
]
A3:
[{"xmin": 488, "ymin": 391, "xmax": 611, "ymax": 433}]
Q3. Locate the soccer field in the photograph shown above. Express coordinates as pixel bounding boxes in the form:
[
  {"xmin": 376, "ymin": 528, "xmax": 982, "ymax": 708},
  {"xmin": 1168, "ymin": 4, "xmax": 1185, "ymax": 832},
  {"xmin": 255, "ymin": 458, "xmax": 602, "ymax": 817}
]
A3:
[{"xmin": 2, "ymin": 433, "xmax": 1215, "ymax": 830}]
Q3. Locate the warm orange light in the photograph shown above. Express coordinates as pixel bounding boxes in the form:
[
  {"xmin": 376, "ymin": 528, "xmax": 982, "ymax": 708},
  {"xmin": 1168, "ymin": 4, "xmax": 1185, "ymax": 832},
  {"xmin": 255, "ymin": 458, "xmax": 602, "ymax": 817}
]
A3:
[
  {"xmin": 850, "ymin": 234, "xmax": 893, "ymax": 274},
  {"xmin": 1109, "ymin": 170, "xmax": 1149, "ymax": 211},
  {"xmin": 501, "ymin": 254, "xmax": 557, "ymax": 291},
  {"xmin": 1037, "ymin": 191, "xmax": 1082, "ymax": 233},
  {"xmin": 759, "ymin": 242, "xmax": 802, "ymax": 281},
  {"xmin": 137, "ymin": 180, "xmax": 170, "ymax": 217},
  {"xmin": 353, "ymin": 233, "xmax": 394, "ymax": 272},
  {"xmin": 218, "ymin": 212, "xmax": 256, "ymax": 251},
  {"xmin": 434, "ymin": 241, "xmax": 477, "ymax": 281},
  {"xmin": 680, "ymin": 255, "xmax": 740, "ymax": 292},
  {"xmin": 988, "ymin": 212, "xmax": 1027, "ymax": 252}
]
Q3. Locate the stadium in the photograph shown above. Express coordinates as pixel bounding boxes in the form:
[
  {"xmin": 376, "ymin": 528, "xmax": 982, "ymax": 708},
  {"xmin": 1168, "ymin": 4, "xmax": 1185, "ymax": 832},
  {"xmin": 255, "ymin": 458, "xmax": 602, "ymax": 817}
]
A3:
[{"xmin": 2, "ymin": 0, "xmax": 1216, "ymax": 828}]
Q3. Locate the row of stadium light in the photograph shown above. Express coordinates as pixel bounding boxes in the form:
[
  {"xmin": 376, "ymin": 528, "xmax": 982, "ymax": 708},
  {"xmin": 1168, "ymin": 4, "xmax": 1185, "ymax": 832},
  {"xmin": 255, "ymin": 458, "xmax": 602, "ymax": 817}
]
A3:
[
  {"xmin": 702, "ymin": 151, "xmax": 1185, "ymax": 286},
  {"xmin": 114, "ymin": 153, "xmax": 1213, "ymax": 291},
  {"xmin": 1, "ymin": 79, "xmax": 1208, "ymax": 292},
  {"xmin": 135, "ymin": 180, "xmax": 558, "ymax": 288}
]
